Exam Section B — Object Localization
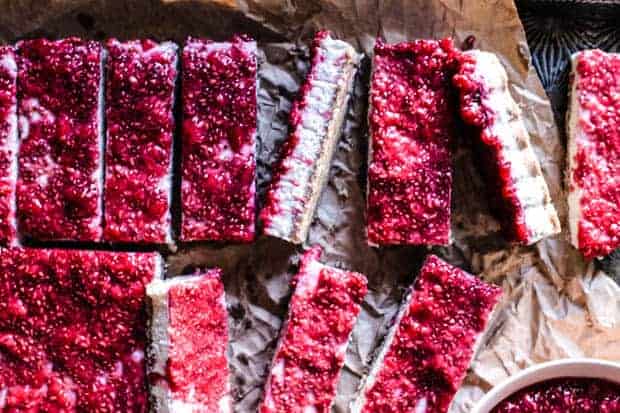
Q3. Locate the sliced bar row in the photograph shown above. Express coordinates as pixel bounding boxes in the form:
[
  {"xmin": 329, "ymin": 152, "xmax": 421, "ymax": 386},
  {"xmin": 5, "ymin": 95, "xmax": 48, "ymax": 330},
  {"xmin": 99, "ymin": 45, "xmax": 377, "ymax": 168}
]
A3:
[
  {"xmin": 0, "ymin": 245, "xmax": 500, "ymax": 411},
  {"xmin": 4, "ymin": 34, "xmax": 613, "ymax": 259},
  {"xmin": 0, "ymin": 34, "xmax": 561, "ymax": 250},
  {"xmin": 156, "ymin": 251, "xmax": 500, "ymax": 412},
  {"xmin": 0, "ymin": 32, "xmax": 360, "ymax": 248},
  {"xmin": 368, "ymin": 43, "xmax": 620, "ymax": 259},
  {"xmin": 0, "ymin": 36, "xmax": 257, "ymax": 246},
  {"xmin": 366, "ymin": 39, "xmax": 561, "ymax": 247},
  {"xmin": 258, "ymin": 251, "xmax": 501, "ymax": 413},
  {"xmin": 265, "ymin": 36, "xmax": 562, "ymax": 249}
]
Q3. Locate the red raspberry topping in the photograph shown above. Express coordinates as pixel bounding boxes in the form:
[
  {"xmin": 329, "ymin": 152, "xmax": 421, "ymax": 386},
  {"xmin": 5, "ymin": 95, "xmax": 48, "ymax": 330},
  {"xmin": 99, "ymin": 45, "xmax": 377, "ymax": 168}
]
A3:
[
  {"xmin": 366, "ymin": 39, "xmax": 458, "ymax": 246},
  {"xmin": 570, "ymin": 50, "xmax": 620, "ymax": 259},
  {"xmin": 0, "ymin": 248, "xmax": 158, "ymax": 412},
  {"xmin": 360, "ymin": 255, "xmax": 501, "ymax": 412},
  {"xmin": 104, "ymin": 39, "xmax": 177, "ymax": 244},
  {"xmin": 17, "ymin": 38, "xmax": 104, "ymax": 241},
  {"xmin": 181, "ymin": 36, "xmax": 257, "ymax": 242},
  {"xmin": 492, "ymin": 378, "xmax": 620, "ymax": 412},
  {"xmin": 167, "ymin": 271, "xmax": 230, "ymax": 410},
  {"xmin": 0, "ymin": 47, "xmax": 17, "ymax": 246},
  {"xmin": 260, "ymin": 246, "xmax": 368, "ymax": 413}
]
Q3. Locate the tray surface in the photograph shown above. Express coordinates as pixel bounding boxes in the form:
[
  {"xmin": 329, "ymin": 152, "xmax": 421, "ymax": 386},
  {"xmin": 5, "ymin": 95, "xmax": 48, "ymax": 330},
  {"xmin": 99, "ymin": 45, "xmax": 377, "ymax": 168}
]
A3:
[{"xmin": 517, "ymin": 0, "xmax": 620, "ymax": 278}]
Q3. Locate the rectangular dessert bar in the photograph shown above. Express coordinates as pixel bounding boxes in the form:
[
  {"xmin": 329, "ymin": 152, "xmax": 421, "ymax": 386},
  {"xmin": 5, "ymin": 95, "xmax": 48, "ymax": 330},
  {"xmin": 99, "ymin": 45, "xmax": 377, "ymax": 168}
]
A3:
[
  {"xmin": 147, "ymin": 270, "xmax": 231, "ymax": 413},
  {"xmin": 567, "ymin": 50, "xmax": 620, "ymax": 259},
  {"xmin": 0, "ymin": 247, "xmax": 161, "ymax": 411},
  {"xmin": 259, "ymin": 246, "xmax": 368, "ymax": 413},
  {"xmin": 260, "ymin": 31, "xmax": 361, "ymax": 244},
  {"xmin": 16, "ymin": 38, "xmax": 105, "ymax": 241},
  {"xmin": 104, "ymin": 39, "xmax": 177, "ymax": 244},
  {"xmin": 181, "ymin": 36, "xmax": 257, "ymax": 242},
  {"xmin": 351, "ymin": 255, "xmax": 501, "ymax": 413},
  {"xmin": 453, "ymin": 50, "xmax": 560, "ymax": 245},
  {"xmin": 366, "ymin": 39, "xmax": 458, "ymax": 246},
  {"xmin": 0, "ymin": 46, "xmax": 18, "ymax": 246}
]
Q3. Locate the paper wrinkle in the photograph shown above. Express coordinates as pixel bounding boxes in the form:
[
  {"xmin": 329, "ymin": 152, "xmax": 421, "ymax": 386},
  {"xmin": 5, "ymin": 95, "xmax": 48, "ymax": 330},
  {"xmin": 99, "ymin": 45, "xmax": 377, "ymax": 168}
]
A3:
[{"xmin": 2, "ymin": 0, "xmax": 619, "ymax": 411}]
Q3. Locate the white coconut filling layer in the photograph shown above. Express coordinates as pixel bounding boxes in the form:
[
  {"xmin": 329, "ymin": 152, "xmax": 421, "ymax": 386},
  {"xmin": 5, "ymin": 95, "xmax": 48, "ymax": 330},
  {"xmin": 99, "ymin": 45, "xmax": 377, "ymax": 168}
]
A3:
[
  {"xmin": 264, "ymin": 34, "xmax": 360, "ymax": 244},
  {"xmin": 466, "ymin": 50, "xmax": 560, "ymax": 244},
  {"xmin": 156, "ymin": 41, "xmax": 178, "ymax": 245},
  {"xmin": 567, "ymin": 51, "xmax": 590, "ymax": 249},
  {"xmin": 169, "ymin": 397, "xmax": 232, "ymax": 413},
  {"xmin": 0, "ymin": 51, "xmax": 18, "ymax": 246}
]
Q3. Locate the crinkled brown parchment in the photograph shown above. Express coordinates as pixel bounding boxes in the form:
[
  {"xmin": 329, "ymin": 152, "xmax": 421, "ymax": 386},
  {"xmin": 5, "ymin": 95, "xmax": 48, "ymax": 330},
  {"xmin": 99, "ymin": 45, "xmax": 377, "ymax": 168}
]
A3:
[{"xmin": 1, "ymin": 0, "xmax": 618, "ymax": 411}]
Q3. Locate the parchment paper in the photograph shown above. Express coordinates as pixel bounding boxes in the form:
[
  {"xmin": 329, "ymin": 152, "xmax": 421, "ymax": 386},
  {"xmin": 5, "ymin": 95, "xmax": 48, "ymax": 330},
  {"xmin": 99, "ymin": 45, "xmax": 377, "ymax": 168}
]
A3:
[{"xmin": 1, "ymin": 0, "xmax": 619, "ymax": 411}]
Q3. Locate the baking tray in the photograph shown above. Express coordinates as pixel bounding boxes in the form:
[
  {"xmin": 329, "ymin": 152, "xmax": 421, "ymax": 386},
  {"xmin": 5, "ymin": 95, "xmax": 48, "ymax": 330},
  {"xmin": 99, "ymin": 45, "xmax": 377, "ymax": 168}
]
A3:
[{"xmin": 517, "ymin": 0, "xmax": 620, "ymax": 279}]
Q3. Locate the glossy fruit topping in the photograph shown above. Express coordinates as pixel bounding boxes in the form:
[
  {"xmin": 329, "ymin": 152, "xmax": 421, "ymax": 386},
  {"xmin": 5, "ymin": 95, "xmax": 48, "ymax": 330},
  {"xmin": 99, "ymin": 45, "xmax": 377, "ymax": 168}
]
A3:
[
  {"xmin": 0, "ymin": 248, "xmax": 158, "ymax": 412},
  {"xmin": 181, "ymin": 36, "xmax": 257, "ymax": 242},
  {"xmin": 17, "ymin": 38, "xmax": 103, "ymax": 241},
  {"xmin": 360, "ymin": 255, "xmax": 501, "ymax": 412},
  {"xmin": 104, "ymin": 39, "xmax": 177, "ymax": 243},
  {"xmin": 367, "ymin": 39, "xmax": 458, "ymax": 246},
  {"xmin": 260, "ymin": 246, "xmax": 367, "ymax": 413}
]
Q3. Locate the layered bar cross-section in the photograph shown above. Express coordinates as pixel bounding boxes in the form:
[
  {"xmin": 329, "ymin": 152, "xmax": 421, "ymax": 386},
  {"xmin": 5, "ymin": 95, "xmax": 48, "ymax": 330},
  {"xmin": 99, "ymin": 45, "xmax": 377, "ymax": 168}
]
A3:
[
  {"xmin": 0, "ymin": 247, "xmax": 161, "ymax": 411},
  {"xmin": 0, "ymin": 47, "xmax": 18, "ymax": 246},
  {"xmin": 16, "ymin": 38, "xmax": 105, "ymax": 241},
  {"xmin": 259, "ymin": 246, "xmax": 368, "ymax": 412},
  {"xmin": 567, "ymin": 50, "xmax": 620, "ymax": 259},
  {"xmin": 104, "ymin": 39, "xmax": 177, "ymax": 244},
  {"xmin": 352, "ymin": 255, "xmax": 501, "ymax": 413},
  {"xmin": 366, "ymin": 39, "xmax": 459, "ymax": 246},
  {"xmin": 260, "ymin": 31, "xmax": 361, "ymax": 244},
  {"xmin": 453, "ymin": 50, "xmax": 560, "ymax": 245},
  {"xmin": 181, "ymin": 36, "xmax": 257, "ymax": 242},
  {"xmin": 147, "ymin": 270, "xmax": 231, "ymax": 412}
]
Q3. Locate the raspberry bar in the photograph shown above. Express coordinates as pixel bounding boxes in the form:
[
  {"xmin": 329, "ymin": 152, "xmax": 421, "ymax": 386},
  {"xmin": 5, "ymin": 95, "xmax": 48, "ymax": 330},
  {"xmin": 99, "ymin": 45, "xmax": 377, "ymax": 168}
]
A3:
[
  {"xmin": 260, "ymin": 31, "xmax": 361, "ymax": 244},
  {"xmin": 0, "ymin": 47, "xmax": 18, "ymax": 246},
  {"xmin": 259, "ymin": 246, "xmax": 368, "ymax": 413},
  {"xmin": 0, "ymin": 247, "xmax": 162, "ymax": 411},
  {"xmin": 567, "ymin": 50, "xmax": 620, "ymax": 259},
  {"xmin": 366, "ymin": 39, "xmax": 459, "ymax": 246},
  {"xmin": 16, "ymin": 38, "xmax": 105, "ymax": 241},
  {"xmin": 453, "ymin": 50, "xmax": 560, "ymax": 245},
  {"xmin": 181, "ymin": 36, "xmax": 257, "ymax": 242},
  {"xmin": 147, "ymin": 271, "xmax": 231, "ymax": 412},
  {"xmin": 352, "ymin": 255, "xmax": 501, "ymax": 413},
  {"xmin": 104, "ymin": 39, "xmax": 178, "ymax": 244}
]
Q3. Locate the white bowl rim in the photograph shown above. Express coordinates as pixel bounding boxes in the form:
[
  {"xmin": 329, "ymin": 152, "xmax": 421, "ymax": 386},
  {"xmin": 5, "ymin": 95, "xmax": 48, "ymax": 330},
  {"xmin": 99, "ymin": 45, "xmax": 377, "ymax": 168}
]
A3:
[{"xmin": 471, "ymin": 358, "xmax": 620, "ymax": 413}]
